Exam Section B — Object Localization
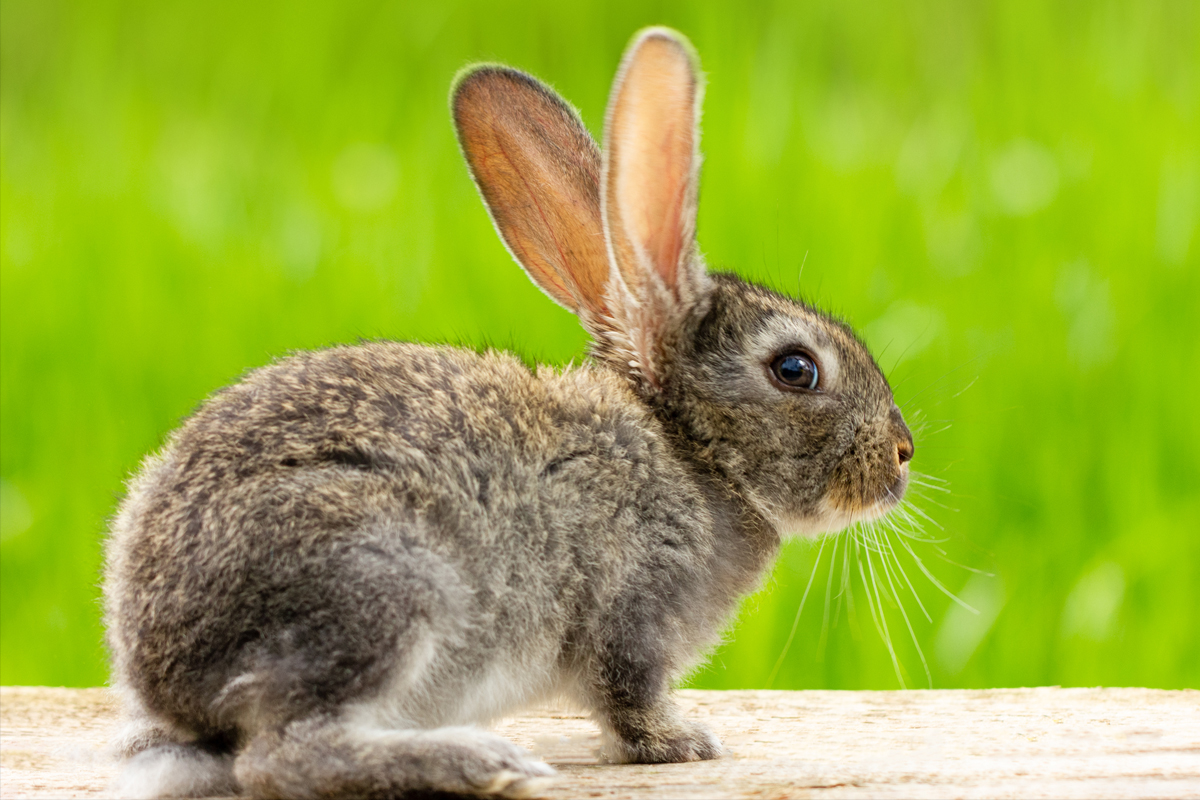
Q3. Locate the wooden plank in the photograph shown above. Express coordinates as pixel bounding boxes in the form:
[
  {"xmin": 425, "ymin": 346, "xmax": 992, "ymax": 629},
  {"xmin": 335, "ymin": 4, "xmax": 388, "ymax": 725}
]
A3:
[{"xmin": 1, "ymin": 686, "xmax": 1197, "ymax": 798}]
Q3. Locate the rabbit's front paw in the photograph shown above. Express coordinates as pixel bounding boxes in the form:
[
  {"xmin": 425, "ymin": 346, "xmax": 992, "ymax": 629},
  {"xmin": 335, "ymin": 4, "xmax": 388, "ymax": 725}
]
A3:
[{"xmin": 605, "ymin": 719, "xmax": 723, "ymax": 764}]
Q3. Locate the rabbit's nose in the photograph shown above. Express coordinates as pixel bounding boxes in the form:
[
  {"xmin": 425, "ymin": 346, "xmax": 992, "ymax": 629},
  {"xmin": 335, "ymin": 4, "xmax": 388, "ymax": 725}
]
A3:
[{"xmin": 896, "ymin": 437, "xmax": 914, "ymax": 465}]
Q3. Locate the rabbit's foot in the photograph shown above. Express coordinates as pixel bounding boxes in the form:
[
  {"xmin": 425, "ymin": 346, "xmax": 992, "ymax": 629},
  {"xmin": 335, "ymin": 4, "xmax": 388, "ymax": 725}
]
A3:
[
  {"xmin": 237, "ymin": 721, "xmax": 555, "ymax": 800},
  {"xmin": 603, "ymin": 719, "xmax": 723, "ymax": 764},
  {"xmin": 447, "ymin": 729, "xmax": 557, "ymax": 798}
]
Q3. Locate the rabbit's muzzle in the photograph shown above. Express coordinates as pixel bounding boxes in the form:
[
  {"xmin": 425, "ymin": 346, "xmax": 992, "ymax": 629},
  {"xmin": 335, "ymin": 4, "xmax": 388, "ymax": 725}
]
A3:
[{"xmin": 826, "ymin": 414, "xmax": 914, "ymax": 518}]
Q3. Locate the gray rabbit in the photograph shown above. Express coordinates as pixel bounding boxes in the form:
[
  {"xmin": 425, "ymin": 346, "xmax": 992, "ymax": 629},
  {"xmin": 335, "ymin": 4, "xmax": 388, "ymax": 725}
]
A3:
[{"xmin": 105, "ymin": 27, "xmax": 914, "ymax": 799}]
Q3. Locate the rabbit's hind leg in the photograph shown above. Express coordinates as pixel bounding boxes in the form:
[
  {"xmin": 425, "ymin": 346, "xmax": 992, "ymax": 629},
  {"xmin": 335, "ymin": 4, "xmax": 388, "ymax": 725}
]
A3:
[
  {"xmin": 217, "ymin": 533, "xmax": 555, "ymax": 797},
  {"xmin": 234, "ymin": 717, "xmax": 555, "ymax": 799},
  {"xmin": 210, "ymin": 533, "xmax": 472, "ymax": 734},
  {"xmin": 110, "ymin": 697, "xmax": 238, "ymax": 798}
]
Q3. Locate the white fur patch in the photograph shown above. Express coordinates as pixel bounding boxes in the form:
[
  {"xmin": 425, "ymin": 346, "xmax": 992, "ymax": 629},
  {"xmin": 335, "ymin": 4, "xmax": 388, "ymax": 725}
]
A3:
[
  {"xmin": 440, "ymin": 658, "xmax": 552, "ymax": 725},
  {"xmin": 114, "ymin": 746, "xmax": 236, "ymax": 799},
  {"xmin": 782, "ymin": 493, "xmax": 896, "ymax": 538}
]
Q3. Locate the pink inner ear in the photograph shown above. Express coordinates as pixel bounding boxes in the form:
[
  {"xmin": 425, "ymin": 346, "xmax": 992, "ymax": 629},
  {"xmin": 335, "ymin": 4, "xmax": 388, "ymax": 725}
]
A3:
[
  {"xmin": 608, "ymin": 33, "xmax": 697, "ymax": 295},
  {"xmin": 454, "ymin": 68, "xmax": 611, "ymax": 318}
]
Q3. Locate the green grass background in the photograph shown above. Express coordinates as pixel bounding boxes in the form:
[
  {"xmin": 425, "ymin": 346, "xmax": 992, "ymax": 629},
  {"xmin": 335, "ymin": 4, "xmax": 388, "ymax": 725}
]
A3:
[{"xmin": 2, "ymin": 0, "xmax": 1197, "ymax": 690}]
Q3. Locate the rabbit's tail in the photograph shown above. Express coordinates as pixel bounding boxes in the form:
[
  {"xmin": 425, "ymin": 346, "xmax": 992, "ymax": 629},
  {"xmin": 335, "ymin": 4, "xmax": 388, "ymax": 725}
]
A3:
[
  {"xmin": 234, "ymin": 717, "xmax": 555, "ymax": 799},
  {"xmin": 115, "ymin": 742, "xmax": 237, "ymax": 799}
]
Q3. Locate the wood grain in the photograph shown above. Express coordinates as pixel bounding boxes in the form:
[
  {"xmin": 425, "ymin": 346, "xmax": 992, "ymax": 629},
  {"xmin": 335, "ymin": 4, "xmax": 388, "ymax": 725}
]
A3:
[{"xmin": 2, "ymin": 686, "xmax": 1197, "ymax": 798}]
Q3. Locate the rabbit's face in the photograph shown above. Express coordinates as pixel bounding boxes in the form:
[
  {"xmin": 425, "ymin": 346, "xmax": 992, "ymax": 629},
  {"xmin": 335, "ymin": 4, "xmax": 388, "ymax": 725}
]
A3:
[{"xmin": 664, "ymin": 274, "xmax": 913, "ymax": 537}]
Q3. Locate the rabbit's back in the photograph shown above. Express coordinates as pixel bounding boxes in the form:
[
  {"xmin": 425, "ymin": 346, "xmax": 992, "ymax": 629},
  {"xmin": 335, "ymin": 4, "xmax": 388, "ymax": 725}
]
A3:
[{"xmin": 105, "ymin": 341, "xmax": 698, "ymax": 742}]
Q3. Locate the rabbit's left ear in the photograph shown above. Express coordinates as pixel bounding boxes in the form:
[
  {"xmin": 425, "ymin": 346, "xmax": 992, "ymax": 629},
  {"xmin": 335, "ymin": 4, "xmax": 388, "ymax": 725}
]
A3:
[{"xmin": 601, "ymin": 28, "xmax": 709, "ymax": 388}]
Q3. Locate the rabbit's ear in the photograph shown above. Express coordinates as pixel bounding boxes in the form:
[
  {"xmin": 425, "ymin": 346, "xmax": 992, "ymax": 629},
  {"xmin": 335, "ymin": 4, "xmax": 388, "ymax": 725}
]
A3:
[
  {"xmin": 600, "ymin": 28, "xmax": 709, "ymax": 389},
  {"xmin": 453, "ymin": 66, "xmax": 611, "ymax": 318},
  {"xmin": 603, "ymin": 29, "xmax": 707, "ymax": 311}
]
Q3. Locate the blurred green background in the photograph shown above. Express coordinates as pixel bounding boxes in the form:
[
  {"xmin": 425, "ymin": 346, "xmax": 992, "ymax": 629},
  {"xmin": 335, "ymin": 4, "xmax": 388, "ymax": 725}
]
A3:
[{"xmin": 2, "ymin": 0, "xmax": 1197, "ymax": 690}]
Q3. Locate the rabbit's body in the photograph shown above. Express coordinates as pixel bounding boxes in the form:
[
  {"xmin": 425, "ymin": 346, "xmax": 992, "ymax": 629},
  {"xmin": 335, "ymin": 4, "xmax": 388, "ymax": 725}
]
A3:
[
  {"xmin": 106, "ymin": 28, "xmax": 916, "ymax": 799},
  {"xmin": 109, "ymin": 340, "xmax": 771, "ymax": 743},
  {"xmin": 107, "ymin": 334, "xmax": 774, "ymax": 797}
]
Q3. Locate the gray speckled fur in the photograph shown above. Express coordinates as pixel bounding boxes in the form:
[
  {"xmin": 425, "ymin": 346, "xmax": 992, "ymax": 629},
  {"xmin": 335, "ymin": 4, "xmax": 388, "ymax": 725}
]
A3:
[{"xmin": 104, "ymin": 28, "xmax": 913, "ymax": 800}]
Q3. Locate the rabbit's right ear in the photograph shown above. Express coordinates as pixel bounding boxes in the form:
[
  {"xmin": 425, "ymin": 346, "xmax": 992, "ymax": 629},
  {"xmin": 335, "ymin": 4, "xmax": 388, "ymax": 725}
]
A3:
[
  {"xmin": 603, "ymin": 29, "xmax": 705, "ymax": 306},
  {"xmin": 453, "ymin": 67, "xmax": 611, "ymax": 320},
  {"xmin": 599, "ymin": 28, "xmax": 710, "ymax": 391}
]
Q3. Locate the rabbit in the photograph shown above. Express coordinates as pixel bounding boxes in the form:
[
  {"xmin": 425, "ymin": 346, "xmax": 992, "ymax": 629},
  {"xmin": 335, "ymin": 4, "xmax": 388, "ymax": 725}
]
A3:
[{"xmin": 104, "ymin": 26, "xmax": 915, "ymax": 800}]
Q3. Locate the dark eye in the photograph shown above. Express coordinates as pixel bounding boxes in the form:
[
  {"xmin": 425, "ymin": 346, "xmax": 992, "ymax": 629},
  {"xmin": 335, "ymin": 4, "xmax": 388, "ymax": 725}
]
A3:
[{"xmin": 770, "ymin": 352, "xmax": 819, "ymax": 390}]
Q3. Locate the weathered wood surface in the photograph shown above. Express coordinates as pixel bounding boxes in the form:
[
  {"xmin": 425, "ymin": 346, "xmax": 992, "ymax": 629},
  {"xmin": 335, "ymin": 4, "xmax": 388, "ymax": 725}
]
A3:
[{"xmin": 1, "ymin": 686, "xmax": 1197, "ymax": 799}]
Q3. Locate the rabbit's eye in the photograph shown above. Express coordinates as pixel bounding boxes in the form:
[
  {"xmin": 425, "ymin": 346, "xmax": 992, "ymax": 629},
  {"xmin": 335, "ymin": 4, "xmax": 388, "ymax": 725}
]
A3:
[{"xmin": 770, "ymin": 352, "xmax": 819, "ymax": 391}]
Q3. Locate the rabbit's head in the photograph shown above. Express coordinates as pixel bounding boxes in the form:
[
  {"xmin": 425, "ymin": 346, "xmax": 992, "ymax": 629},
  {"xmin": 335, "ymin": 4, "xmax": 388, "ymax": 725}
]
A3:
[{"xmin": 453, "ymin": 28, "xmax": 913, "ymax": 536}]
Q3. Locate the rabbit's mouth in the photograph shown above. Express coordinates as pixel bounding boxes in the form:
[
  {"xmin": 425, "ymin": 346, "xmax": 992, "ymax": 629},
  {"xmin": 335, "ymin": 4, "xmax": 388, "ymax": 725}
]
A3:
[
  {"xmin": 887, "ymin": 468, "xmax": 910, "ymax": 502},
  {"xmin": 780, "ymin": 460, "xmax": 910, "ymax": 538},
  {"xmin": 780, "ymin": 487, "xmax": 903, "ymax": 538}
]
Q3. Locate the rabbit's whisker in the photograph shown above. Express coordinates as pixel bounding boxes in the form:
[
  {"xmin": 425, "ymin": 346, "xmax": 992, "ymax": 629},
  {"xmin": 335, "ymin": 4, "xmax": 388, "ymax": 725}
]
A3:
[
  {"xmin": 896, "ymin": 535, "xmax": 979, "ymax": 614},
  {"xmin": 930, "ymin": 550, "xmax": 996, "ymax": 577},
  {"xmin": 879, "ymin": 520, "xmax": 932, "ymax": 624},
  {"xmin": 816, "ymin": 531, "xmax": 840, "ymax": 662},
  {"xmin": 870, "ymin": 521, "xmax": 932, "ymax": 688},
  {"xmin": 899, "ymin": 498, "xmax": 945, "ymax": 532},
  {"xmin": 765, "ymin": 536, "xmax": 828, "ymax": 688},
  {"xmin": 836, "ymin": 528, "xmax": 854, "ymax": 628},
  {"xmin": 856, "ymin": 531, "xmax": 905, "ymax": 688},
  {"xmin": 897, "ymin": 356, "xmax": 985, "ymax": 412},
  {"xmin": 907, "ymin": 478, "xmax": 952, "ymax": 494},
  {"xmin": 888, "ymin": 499, "xmax": 948, "ymax": 543},
  {"xmin": 951, "ymin": 376, "xmax": 980, "ymax": 400},
  {"xmin": 903, "ymin": 492, "xmax": 957, "ymax": 517}
]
